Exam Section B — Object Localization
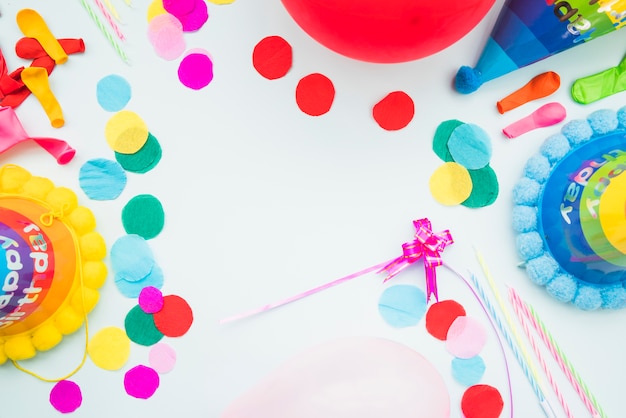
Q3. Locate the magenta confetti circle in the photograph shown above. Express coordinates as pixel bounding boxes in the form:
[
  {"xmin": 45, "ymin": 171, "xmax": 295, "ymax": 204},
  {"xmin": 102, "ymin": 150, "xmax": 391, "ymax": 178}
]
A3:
[
  {"xmin": 178, "ymin": 52, "xmax": 213, "ymax": 90},
  {"xmin": 139, "ymin": 286, "xmax": 164, "ymax": 313},
  {"xmin": 124, "ymin": 365, "xmax": 160, "ymax": 399},
  {"xmin": 49, "ymin": 380, "xmax": 82, "ymax": 413}
]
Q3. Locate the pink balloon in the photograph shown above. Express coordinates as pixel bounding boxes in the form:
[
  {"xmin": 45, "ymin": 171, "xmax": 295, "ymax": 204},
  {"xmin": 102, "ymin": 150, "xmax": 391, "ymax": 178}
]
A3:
[{"xmin": 221, "ymin": 337, "xmax": 450, "ymax": 418}]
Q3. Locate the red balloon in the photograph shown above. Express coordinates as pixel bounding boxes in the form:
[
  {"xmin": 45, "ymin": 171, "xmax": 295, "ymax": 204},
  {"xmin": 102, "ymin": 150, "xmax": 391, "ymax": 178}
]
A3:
[{"xmin": 280, "ymin": 0, "xmax": 495, "ymax": 63}]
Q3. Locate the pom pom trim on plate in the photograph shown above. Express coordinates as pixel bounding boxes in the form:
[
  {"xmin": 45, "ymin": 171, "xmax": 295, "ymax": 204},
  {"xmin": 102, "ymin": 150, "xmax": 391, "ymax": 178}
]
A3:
[
  {"xmin": 513, "ymin": 106, "xmax": 626, "ymax": 310},
  {"xmin": 0, "ymin": 164, "xmax": 107, "ymax": 363}
]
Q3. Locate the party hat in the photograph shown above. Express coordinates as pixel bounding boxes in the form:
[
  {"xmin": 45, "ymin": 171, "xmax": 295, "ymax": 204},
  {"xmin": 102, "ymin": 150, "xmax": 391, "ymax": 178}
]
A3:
[{"xmin": 455, "ymin": 0, "xmax": 626, "ymax": 94}]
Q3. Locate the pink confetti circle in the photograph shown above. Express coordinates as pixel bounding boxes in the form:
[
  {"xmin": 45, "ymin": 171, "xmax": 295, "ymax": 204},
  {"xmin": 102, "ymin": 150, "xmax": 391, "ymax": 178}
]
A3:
[
  {"xmin": 124, "ymin": 365, "xmax": 160, "ymax": 399},
  {"xmin": 147, "ymin": 13, "xmax": 183, "ymax": 45},
  {"xmin": 139, "ymin": 286, "xmax": 164, "ymax": 313},
  {"xmin": 149, "ymin": 343, "xmax": 177, "ymax": 374},
  {"xmin": 445, "ymin": 316, "xmax": 487, "ymax": 359},
  {"xmin": 178, "ymin": 0, "xmax": 209, "ymax": 32},
  {"xmin": 178, "ymin": 52, "xmax": 213, "ymax": 90},
  {"xmin": 49, "ymin": 380, "xmax": 82, "ymax": 413},
  {"xmin": 163, "ymin": 0, "xmax": 195, "ymax": 17}
]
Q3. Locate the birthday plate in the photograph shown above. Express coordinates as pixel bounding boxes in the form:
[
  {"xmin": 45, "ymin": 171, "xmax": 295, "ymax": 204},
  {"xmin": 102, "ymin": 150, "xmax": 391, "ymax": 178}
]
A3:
[
  {"xmin": 0, "ymin": 164, "xmax": 107, "ymax": 362},
  {"xmin": 513, "ymin": 107, "xmax": 626, "ymax": 310}
]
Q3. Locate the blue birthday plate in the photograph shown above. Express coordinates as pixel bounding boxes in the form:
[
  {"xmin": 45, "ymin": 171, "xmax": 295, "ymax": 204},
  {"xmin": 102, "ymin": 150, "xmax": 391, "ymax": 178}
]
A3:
[{"xmin": 513, "ymin": 107, "xmax": 626, "ymax": 310}]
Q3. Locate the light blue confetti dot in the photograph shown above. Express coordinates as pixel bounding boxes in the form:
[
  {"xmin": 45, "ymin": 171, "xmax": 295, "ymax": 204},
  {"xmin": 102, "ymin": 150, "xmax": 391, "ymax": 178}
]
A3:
[
  {"xmin": 378, "ymin": 284, "xmax": 427, "ymax": 328},
  {"xmin": 447, "ymin": 123, "xmax": 492, "ymax": 170},
  {"xmin": 110, "ymin": 234, "xmax": 155, "ymax": 282},
  {"xmin": 451, "ymin": 356, "xmax": 486, "ymax": 387},
  {"xmin": 115, "ymin": 264, "xmax": 164, "ymax": 298},
  {"xmin": 79, "ymin": 158, "xmax": 127, "ymax": 200},
  {"xmin": 97, "ymin": 74, "xmax": 132, "ymax": 112}
]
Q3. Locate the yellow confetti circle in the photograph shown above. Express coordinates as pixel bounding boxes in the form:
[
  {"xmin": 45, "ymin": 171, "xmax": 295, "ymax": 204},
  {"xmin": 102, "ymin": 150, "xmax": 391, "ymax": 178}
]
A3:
[
  {"xmin": 147, "ymin": 0, "xmax": 168, "ymax": 21},
  {"xmin": 207, "ymin": 0, "xmax": 236, "ymax": 4},
  {"xmin": 429, "ymin": 162, "xmax": 472, "ymax": 205},
  {"xmin": 88, "ymin": 326, "xmax": 131, "ymax": 371},
  {"xmin": 105, "ymin": 110, "xmax": 149, "ymax": 154}
]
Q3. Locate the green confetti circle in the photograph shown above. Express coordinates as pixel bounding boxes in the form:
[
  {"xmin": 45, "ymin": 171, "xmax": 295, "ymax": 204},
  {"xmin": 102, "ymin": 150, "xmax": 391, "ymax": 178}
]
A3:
[
  {"xmin": 122, "ymin": 194, "xmax": 165, "ymax": 240},
  {"xmin": 462, "ymin": 165, "xmax": 499, "ymax": 208},
  {"xmin": 115, "ymin": 132, "xmax": 162, "ymax": 174},
  {"xmin": 432, "ymin": 119, "xmax": 463, "ymax": 162},
  {"xmin": 124, "ymin": 305, "xmax": 163, "ymax": 346}
]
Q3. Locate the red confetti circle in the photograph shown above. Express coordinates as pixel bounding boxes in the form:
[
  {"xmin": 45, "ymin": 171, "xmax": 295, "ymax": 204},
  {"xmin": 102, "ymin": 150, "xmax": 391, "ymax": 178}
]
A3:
[
  {"xmin": 425, "ymin": 299, "xmax": 466, "ymax": 340},
  {"xmin": 461, "ymin": 384, "xmax": 504, "ymax": 418},
  {"xmin": 153, "ymin": 295, "xmax": 194, "ymax": 337},
  {"xmin": 372, "ymin": 91, "xmax": 415, "ymax": 131},
  {"xmin": 253, "ymin": 36, "xmax": 293, "ymax": 80},
  {"xmin": 295, "ymin": 73, "xmax": 335, "ymax": 116}
]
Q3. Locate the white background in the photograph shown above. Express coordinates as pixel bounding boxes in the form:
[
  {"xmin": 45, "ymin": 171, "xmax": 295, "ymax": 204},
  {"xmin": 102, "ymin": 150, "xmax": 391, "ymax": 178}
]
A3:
[{"xmin": 1, "ymin": 0, "xmax": 625, "ymax": 417}]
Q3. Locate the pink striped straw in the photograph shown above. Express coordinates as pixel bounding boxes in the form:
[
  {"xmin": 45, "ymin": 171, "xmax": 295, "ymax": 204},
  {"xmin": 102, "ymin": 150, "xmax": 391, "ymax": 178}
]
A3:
[
  {"xmin": 508, "ymin": 288, "xmax": 574, "ymax": 418},
  {"xmin": 94, "ymin": 0, "xmax": 125, "ymax": 41},
  {"xmin": 509, "ymin": 287, "xmax": 604, "ymax": 418}
]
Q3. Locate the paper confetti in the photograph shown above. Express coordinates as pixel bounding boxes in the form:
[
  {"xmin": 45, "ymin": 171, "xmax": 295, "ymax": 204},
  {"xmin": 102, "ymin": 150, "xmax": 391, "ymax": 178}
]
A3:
[
  {"xmin": 79, "ymin": 158, "xmax": 127, "ymax": 200},
  {"xmin": 88, "ymin": 326, "xmax": 131, "ymax": 371},
  {"xmin": 110, "ymin": 234, "xmax": 156, "ymax": 282},
  {"xmin": 121, "ymin": 194, "xmax": 165, "ymax": 239},
  {"xmin": 172, "ymin": 0, "xmax": 209, "ymax": 32},
  {"xmin": 153, "ymin": 295, "xmax": 193, "ymax": 337},
  {"xmin": 452, "ymin": 356, "xmax": 486, "ymax": 387},
  {"xmin": 114, "ymin": 132, "xmax": 162, "ymax": 173},
  {"xmin": 97, "ymin": 74, "xmax": 131, "ymax": 112},
  {"xmin": 149, "ymin": 343, "xmax": 177, "ymax": 374},
  {"xmin": 372, "ymin": 91, "xmax": 414, "ymax": 131},
  {"xmin": 463, "ymin": 166, "xmax": 499, "ymax": 208},
  {"xmin": 124, "ymin": 365, "xmax": 160, "ymax": 399},
  {"xmin": 253, "ymin": 36, "xmax": 292, "ymax": 80},
  {"xmin": 115, "ymin": 264, "xmax": 164, "ymax": 298},
  {"xmin": 429, "ymin": 162, "xmax": 473, "ymax": 206},
  {"xmin": 49, "ymin": 380, "xmax": 82, "ymax": 413},
  {"xmin": 295, "ymin": 73, "xmax": 335, "ymax": 116},
  {"xmin": 461, "ymin": 384, "xmax": 504, "ymax": 418},
  {"xmin": 105, "ymin": 110, "xmax": 149, "ymax": 154},
  {"xmin": 125, "ymin": 304, "xmax": 164, "ymax": 346},
  {"xmin": 377, "ymin": 284, "xmax": 427, "ymax": 328},
  {"xmin": 148, "ymin": 13, "xmax": 186, "ymax": 61},
  {"xmin": 425, "ymin": 299, "xmax": 466, "ymax": 340},
  {"xmin": 139, "ymin": 286, "xmax": 164, "ymax": 314},
  {"xmin": 178, "ymin": 51, "xmax": 214, "ymax": 90},
  {"xmin": 445, "ymin": 316, "xmax": 488, "ymax": 359},
  {"xmin": 432, "ymin": 120, "xmax": 463, "ymax": 162},
  {"xmin": 447, "ymin": 123, "xmax": 492, "ymax": 170}
]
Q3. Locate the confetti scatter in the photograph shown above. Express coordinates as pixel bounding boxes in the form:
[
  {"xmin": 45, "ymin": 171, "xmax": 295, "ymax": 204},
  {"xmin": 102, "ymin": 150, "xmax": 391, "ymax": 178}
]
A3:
[
  {"xmin": 114, "ymin": 132, "xmax": 162, "ymax": 173},
  {"xmin": 49, "ymin": 380, "xmax": 82, "ymax": 414},
  {"xmin": 153, "ymin": 295, "xmax": 194, "ymax": 337},
  {"xmin": 149, "ymin": 343, "xmax": 177, "ymax": 374},
  {"xmin": 88, "ymin": 326, "xmax": 131, "ymax": 371},
  {"xmin": 105, "ymin": 110, "xmax": 150, "ymax": 154},
  {"xmin": 116, "ymin": 263, "xmax": 164, "ymax": 298},
  {"xmin": 148, "ymin": 13, "xmax": 186, "ymax": 60},
  {"xmin": 253, "ymin": 36, "xmax": 293, "ymax": 80},
  {"xmin": 295, "ymin": 73, "xmax": 335, "ymax": 116},
  {"xmin": 372, "ymin": 91, "xmax": 414, "ymax": 131},
  {"xmin": 79, "ymin": 158, "xmax": 127, "ymax": 200},
  {"xmin": 445, "ymin": 316, "xmax": 488, "ymax": 359},
  {"xmin": 425, "ymin": 299, "xmax": 466, "ymax": 340},
  {"xmin": 124, "ymin": 365, "xmax": 160, "ymax": 399},
  {"xmin": 122, "ymin": 194, "xmax": 165, "ymax": 239},
  {"xmin": 178, "ymin": 50, "xmax": 214, "ymax": 90},
  {"xmin": 111, "ymin": 234, "xmax": 156, "ymax": 282},
  {"xmin": 451, "ymin": 356, "xmax": 486, "ymax": 387},
  {"xmin": 139, "ymin": 286, "xmax": 165, "ymax": 314},
  {"xmin": 125, "ymin": 304, "xmax": 164, "ymax": 346},
  {"xmin": 377, "ymin": 284, "xmax": 427, "ymax": 328},
  {"xmin": 430, "ymin": 120, "xmax": 499, "ymax": 208},
  {"xmin": 96, "ymin": 74, "xmax": 132, "ymax": 112},
  {"xmin": 165, "ymin": 0, "xmax": 209, "ymax": 32},
  {"xmin": 461, "ymin": 384, "xmax": 504, "ymax": 418}
]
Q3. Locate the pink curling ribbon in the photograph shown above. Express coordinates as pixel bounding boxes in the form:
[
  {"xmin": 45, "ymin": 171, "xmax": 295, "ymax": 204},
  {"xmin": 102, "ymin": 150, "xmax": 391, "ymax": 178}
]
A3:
[
  {"xmin": 0, "ymin": 106, "xmax": 75, "ymax": 164},
  {"xmin": 379, "ymin": 218, "xmax": 453, "ymax": 302},
  {"xmin": 220, "ymin": 218, "xmax": 453, "ymax": 323}
]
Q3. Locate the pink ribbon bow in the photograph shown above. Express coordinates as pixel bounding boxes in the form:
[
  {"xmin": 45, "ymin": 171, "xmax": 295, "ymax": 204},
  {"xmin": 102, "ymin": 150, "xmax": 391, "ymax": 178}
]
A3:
[{"xmin": 379, "ymin": 218, "xmax": 453, "ymax": 302}]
